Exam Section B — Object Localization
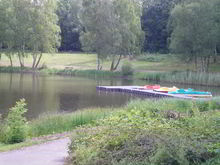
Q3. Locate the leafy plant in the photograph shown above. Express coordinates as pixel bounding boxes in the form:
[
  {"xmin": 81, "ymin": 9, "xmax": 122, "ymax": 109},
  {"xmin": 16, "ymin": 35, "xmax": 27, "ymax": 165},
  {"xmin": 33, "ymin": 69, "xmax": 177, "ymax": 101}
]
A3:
[{"xmin": 0, "ymin": 99, "xmax": 28, "ymax": 144}]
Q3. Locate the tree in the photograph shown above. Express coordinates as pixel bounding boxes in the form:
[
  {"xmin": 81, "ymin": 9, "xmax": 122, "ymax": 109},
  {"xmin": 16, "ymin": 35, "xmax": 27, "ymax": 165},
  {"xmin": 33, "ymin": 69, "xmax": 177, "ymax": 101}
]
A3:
[
  {"xmin": 28, "ymin": 0, "xmax": 60, "ymax": 69},
  {"xmin": 80, "ymin": 0, "xmax": 144, "ymax": 71},
  {"xmin": 169, "ymin": 0, "xmax": 219, "ymax": 72},
  {"xmin": 0, "ymin": 0, "xmax": 31, "ymax": 67},
  {"xmin": 141, "ymin": 0, "xmax": 182, "ymax": 53},
  {"xmin": 0, "ymin": 0, "xmax": 60, "ymax": 69},
  {"xmin": 57, "ymin": 0, "xmax": 82, "ymax": 52}
]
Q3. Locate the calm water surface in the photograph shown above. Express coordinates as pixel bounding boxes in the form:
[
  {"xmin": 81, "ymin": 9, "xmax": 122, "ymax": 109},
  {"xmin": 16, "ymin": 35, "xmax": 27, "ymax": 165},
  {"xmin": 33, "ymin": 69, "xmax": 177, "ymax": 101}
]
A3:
[
  {"xmin": 0, "ymin": 73, "xmax": 219, "ymax": 120},
  {"xmin": 0, "ymin": 73, "xmax": 137, "ymax": 119}
]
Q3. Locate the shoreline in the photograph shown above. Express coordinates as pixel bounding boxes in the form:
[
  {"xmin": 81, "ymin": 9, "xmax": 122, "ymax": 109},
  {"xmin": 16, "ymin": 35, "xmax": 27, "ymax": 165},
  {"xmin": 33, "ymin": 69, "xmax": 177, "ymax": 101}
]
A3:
[{"xmin": 1, "ymin": 66, "xmax": 220, "ymax": 87}]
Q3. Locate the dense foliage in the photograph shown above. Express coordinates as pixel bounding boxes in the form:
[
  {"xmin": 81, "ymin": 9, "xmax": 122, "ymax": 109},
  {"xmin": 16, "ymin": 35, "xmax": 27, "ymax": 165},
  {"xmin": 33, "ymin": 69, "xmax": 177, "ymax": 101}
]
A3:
[
  {"xmin": 67, "ymin": 99, "xmax": 220, "ymax": 165},
  {"xmin": 141, "ymin": 0, "xmax": 181, "ymax": 53},
  {"xmin": 57, "ymin": 0, "xmax": 82, "ymax": 52}
]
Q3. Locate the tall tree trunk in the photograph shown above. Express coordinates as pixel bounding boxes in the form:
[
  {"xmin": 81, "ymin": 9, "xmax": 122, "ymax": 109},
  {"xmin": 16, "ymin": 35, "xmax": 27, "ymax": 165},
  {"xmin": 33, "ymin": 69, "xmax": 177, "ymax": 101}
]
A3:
[
  {"xmin": 18, "ymin": 53, "xmax": 24, "ymax": 68},
  {"xmin": 110, "ymin": 55, "xmax": 122, "ymax": 71},
  {"xmin": 206, "ymin": 56, "xmax": 210, "ymax": 73},
  {"xmin": 110, "ymin": 58, "xmax": 115, "ymax": 71},
  {"xmin": 96, "ymin": 56, "xmax": 102, "ymax": 70},
  {"xmin": 34, "ymin": 53, "xmax": 43, "ymax": 69},
  {"xmin": 113, "ymin": 54, "xmax": 122, "ymax": 70},
  {"xmin": 213, "ymin": 45, "xmax": 217, "ymax": 63},
  {"xmin": 32, "ymin": 53, "xmax": 36, "ymax": 69},
  {"xmin": 9, "ymin": 54, "xmax": 13, "ymax": 67},
  {"xmin": 194, "ymin": 55, "xmax": 197, "ymax": 70}
]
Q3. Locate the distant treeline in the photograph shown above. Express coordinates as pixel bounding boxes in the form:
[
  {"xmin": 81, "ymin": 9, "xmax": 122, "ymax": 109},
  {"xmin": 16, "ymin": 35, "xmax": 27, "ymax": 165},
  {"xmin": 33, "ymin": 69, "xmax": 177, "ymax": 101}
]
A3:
[
  {"xmin": 57, "ymin": 0, "xmax": 180, "ymax": 53},
  {"xmin": 0, "ymin": 0, "xmax": 219, "ymax": 72},
  {"xmin": 57, "ymin": 0, "xmax": 219, "ymax": 54}
]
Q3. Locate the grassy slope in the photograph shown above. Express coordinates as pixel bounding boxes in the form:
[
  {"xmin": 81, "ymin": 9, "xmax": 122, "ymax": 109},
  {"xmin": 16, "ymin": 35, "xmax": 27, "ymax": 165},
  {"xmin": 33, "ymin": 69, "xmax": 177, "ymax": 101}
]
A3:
[
  {"xmin": 67, "ymin": 99, "xmax": 220, "ymax": 165},
  {"xmin": 1, "ymin": 53, "xmax": 220, "ymax": 72}
]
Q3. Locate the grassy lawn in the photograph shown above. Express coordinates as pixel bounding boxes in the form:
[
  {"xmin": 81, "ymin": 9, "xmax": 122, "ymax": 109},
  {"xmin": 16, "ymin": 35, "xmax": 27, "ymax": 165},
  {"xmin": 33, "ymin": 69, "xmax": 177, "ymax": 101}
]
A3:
[
  {"xmin": 0, "ymin": 53, "xmax": 112, "ymax": 70},
  {"xmin": 0, "ymin": 52, "xmax": 220, "ymax": 72}
]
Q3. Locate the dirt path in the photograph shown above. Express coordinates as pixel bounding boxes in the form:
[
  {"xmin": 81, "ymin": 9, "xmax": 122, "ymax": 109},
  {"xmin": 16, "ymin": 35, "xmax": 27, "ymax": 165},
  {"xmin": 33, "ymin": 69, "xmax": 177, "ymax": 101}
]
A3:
[{"xmin": 0, "ymin": 138, "xmax": 70, "ymax": 165}]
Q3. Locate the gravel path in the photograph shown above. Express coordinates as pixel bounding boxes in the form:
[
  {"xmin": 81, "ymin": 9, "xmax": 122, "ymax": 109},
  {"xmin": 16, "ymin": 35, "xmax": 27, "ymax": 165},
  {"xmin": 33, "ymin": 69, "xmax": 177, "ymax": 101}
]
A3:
[{"xmin": 0, "ymin": 138, "xmax": 70, "ymax": 165}]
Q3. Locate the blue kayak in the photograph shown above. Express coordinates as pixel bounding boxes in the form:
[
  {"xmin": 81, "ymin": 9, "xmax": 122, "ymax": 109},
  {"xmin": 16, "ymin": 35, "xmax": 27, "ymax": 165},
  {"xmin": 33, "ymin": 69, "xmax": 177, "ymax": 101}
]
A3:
[{"xmin": 169, "ymin": 88, "xmax": 212, "ymax": 95}]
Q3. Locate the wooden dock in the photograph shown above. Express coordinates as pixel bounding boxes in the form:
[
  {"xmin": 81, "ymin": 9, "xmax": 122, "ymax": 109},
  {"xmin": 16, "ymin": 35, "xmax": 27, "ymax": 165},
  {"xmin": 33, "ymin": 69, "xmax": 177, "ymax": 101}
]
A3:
[{"xmin": 96, "ymin": 86, "xmax": 194, "ymax": 99}]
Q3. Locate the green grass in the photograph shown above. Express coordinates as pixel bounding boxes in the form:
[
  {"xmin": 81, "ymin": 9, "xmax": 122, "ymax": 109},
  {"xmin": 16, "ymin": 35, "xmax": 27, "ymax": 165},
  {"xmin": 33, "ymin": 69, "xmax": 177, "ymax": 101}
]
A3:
[
  {"xmin": 0, "ymin": 53, "xmax": 111, "ymax": 70},
  {"xmin": 29, "ymin": 108, "xmax": 112, "ymax": 137},
  {"xmin": 67, "ymin": 99, "xmax": 220, "ymax": 165}
]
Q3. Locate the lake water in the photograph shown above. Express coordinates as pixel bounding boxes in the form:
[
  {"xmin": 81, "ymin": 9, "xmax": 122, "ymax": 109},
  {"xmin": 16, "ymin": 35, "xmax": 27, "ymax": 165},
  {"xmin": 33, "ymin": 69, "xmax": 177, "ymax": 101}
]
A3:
[{"xmin": 0, "ymin": 73, "xmax": 219, "ymax": 120}]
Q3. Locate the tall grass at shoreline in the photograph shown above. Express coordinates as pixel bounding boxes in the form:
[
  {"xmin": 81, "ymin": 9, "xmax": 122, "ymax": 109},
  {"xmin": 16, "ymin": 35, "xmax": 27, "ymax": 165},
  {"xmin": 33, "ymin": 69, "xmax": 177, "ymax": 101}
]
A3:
[
  {"xmin": 1, "ymin": 65, "xmax": 220, "ymax": 86},
  {"xmin": 41, "ymin": 68, "xmax": 122, "ymax": 78},
  {"xmin": 136, "ymin": 71, "xmax": 220, "ymax": 86},
  {"xmin": 29, "ymin": 108, "xmax": 112, "ymax": 137},
  {"xmin": 0, "ymin": 66, "xmax": 122, "ymax": 78}
]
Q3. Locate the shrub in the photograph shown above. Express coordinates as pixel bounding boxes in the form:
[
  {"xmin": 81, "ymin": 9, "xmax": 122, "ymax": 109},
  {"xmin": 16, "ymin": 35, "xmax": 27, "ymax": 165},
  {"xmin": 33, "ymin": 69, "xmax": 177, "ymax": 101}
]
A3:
[
  {"xmin": 121, "ymin": 62, "xmax": 134, "ymax": 76},
  {"xmin": 136, "ymin": 54, "xmax": 165, "ymax": 62},
  {"xmin": 0, "ymin": 99, "xmax": 28, "ymax": 144}
]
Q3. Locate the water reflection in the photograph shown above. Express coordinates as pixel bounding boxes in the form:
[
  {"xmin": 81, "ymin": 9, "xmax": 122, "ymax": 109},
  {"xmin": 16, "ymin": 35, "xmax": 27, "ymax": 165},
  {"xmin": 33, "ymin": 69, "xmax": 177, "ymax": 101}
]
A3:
[{"xmin": 0, "ymin": 73, "xmax": 136, "ymax": 119}]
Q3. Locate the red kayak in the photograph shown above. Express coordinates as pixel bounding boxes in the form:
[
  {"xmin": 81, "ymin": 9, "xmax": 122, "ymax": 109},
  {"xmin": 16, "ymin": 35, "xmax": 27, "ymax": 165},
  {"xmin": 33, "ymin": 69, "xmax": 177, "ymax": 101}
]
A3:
[{"xmin": 144, "ymin": 85, "xmax": 160, "ymax": 90}]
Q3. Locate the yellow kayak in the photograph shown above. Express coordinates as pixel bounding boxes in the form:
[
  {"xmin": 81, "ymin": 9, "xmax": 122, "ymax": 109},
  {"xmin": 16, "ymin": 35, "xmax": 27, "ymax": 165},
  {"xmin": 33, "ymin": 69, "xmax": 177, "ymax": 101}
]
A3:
[{"xmin": 154, "ymin": 86, "xmax": 179, "ymax": 93}]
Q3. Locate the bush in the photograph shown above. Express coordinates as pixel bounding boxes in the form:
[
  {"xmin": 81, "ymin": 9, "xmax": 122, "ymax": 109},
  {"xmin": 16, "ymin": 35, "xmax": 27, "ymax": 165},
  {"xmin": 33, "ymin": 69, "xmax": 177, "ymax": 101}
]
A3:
[
  {"xmin": 121, "ymin": 62, "xmax": 134, "ymax": 76},
  {"xmin": 67, "ymin": 99, "xmax": 220, "ymax": 165},
  {"xmin": 0, "ymin": 99, "xmax": 28, "ymax": 144}
]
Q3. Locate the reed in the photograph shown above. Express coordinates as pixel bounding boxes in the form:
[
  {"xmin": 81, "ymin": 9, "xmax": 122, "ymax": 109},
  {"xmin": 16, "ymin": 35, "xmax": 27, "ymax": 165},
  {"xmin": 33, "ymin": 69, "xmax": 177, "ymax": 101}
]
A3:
[{"xmin": 136, "ymin": 71, "xmax": 220, "ymax": 86}]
